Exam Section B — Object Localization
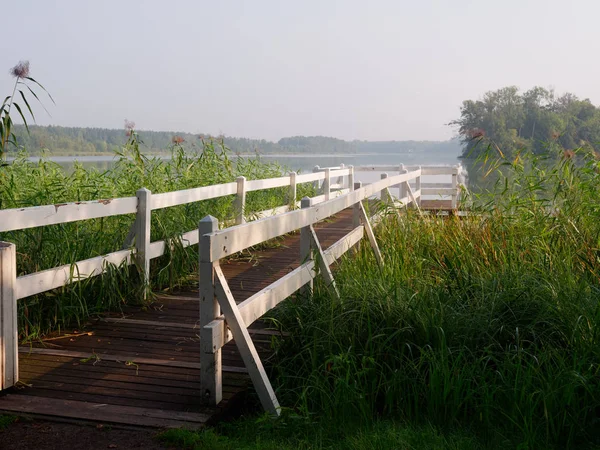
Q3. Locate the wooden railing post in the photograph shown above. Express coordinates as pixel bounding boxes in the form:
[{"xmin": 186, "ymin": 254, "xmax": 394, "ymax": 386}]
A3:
[
  {"xmin": 348, "ymin": 165, "xmax": 354, "ymax": 192},
  {"xmin": 0, "ymin": 242, "xmax": 18, "ymax": 390},
  {"xmin": 313, "ymin": 165, "xmax": 321, "ymax": 194},
  {"xmin": 299, "ymin": 197, "xmax": 313, "ymax": 297},
  {"xmin": 323, "ymin": 168, "xmax": 331, "ymax": 201},
  {"xmin": 451, "ymin": 165, "xmax": 458, "ymax": 209},
  {"xmin": 338, "ymin": 163, "xmax": 345, "ymax": 189},
  {"xmin": 199, "ymin": 215, "xmax": 222, "ymax": 405},
  {"xmin": 399, "ymin": 165, "xmax": 408, "ymax": 207},
  {"xmin": 380, "ymin": 173, "xmax": 390, "ymax": 203},
  {"xmin": 235, "ymin": 176, "xmax": 247, "ymax": 225},
  {"xmin": 353, "ymin": 181, "xmax": 362, "ymax": 228},
  {"xmin": 135, "ymin": 188, "xmax": 151, "ymax": 290},
  {"xmin": 289, "ymin": 171, "xmax": 297, "ymax": 209},
  {"xmin": 415, "ymin": 165, "xmax": 422, "ymax": 207}
]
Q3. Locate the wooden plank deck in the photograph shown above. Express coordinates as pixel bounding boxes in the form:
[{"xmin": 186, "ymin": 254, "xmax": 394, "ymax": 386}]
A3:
[{"xmin": 0, "ymin": 201, "xmax": 451, "ymax": 428}]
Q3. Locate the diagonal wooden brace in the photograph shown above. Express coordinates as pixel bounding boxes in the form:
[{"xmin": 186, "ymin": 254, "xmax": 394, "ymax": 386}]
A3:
[
  {"xmin": 308, "ymin": 225, "xmax": 341, "ymax": 300},
  {"xmin": 357, "ymin": 202, "xmax": 384, "ymax": 268},
  {"xmin": 214, "ymin": 265, "xmax": 281, "ymax": 417},
  {"xmin": 405, "ymin": 183, "xmax": 422, "ymax": 215}
]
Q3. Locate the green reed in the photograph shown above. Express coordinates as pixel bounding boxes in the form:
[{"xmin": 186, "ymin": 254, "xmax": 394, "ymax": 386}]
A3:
[
  {"xmin": 0, "ymin": 137, "xmax": 314, "ymax": 339},
  {"xmin": 271, "ymin": 150, "xmax": 600, "ymax": 449}
]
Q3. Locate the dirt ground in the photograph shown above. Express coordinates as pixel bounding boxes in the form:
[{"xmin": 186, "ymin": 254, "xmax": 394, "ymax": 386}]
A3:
[{"xmin": 0, "ymin": 417, "xmax": 178, "ymax": 450}]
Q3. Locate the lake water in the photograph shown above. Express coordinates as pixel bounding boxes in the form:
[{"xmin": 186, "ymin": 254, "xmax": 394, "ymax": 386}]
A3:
[{"xmin": 8, "ymin": 152, "xmax": 462, "ymax": 173}]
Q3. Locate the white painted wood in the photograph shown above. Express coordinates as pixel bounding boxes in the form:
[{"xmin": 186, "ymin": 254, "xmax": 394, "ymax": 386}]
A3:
[
  {"xmin": 150, "ymin": 182, "xmax": 237, "ymax": 210},
  {"xmin": 0, "ymin": 197, "xmax": 138, "ymax": 233},
  {"xmin": 214, "ymin": 265, "xmax": 281, "ymax": 416},
  {"xmin": 289, "ymin": 172, "xmax": 297, "ymax": 209},
  {"xmin": 245, "ymin": 176, "xmax": 291, "ymax": 191},
  {"xmin": 309, "ymin": 225, "xmax": 340, "ymax": 299},
  {"xmin": 234, "ymin": 176, "xmax": 247, "ymax": 225},
  {"xmin": 199, "ymin": 215, "xmax": 221, "ymax": 406},
  {"xmin": 135, "ymin": 188, "xmax": 151, "ymax": 289},
  {"xmin": 421, "ymin": 183, "xmax": 453, "ymax": 189},
  {"xmin": 323, "ymin": 168, "xmax": 331, "ymax": 201},
  {"xmin": 380, "ymin": 174, "xmax": 390, "ymax": 203},
  {"xmin": 207, "ymin": 225, "xmax": 364, "ymax": 350},
  {"xmin": 0, "ymin": 242, "xmax": 18, "ymax": 390},
  {"xmin": 353, "ymin": 181, "xmax": 362, "ymax": 229},
  {"xmin": 348, "ymin": 166, "xmax": 354, "ymax": 192},
  {"xmin": 15, "ymin": 249, "xmax": 132, "ymax": 299},
  {"xmin": 422, "ymin": 188, "xmax": 455, "ymax": 196},
  {"xmin": 406, "ymin": 183, "xmax": 422, "ymax": 214},
  {"xmin": 420, "ymin": 166, "xmax": 458, "ymax": 175},
  {"xmin": 358, "ymin": 202, "xmax": 384, "ymax": 267},
  {"xmin": 415, "ymin": 166, "xmax": 422, "ymax": 207},
  {"xmin": 452, "ymin": 166, "xmax": 458, "ymax": 209},
  {"xmin": 249, "ymin": 205, "xmax": 291, "ymax": 221},
  {"xmin": 299, "ymin": 197, "xmax": 313, "ymax": 297},
  {"xmin": 353, "ymin": 165, "xmax": 397, "ymax": 172},
  {"xmin": 330, "ymin": 168, "xmax": 351, "ymax": 177},
  {"xmin": 208, "ymin": 171, "xmax": 416, "ymax": 260},
  {"xmin": 148, "ymin": 228, "xmax": 201, "ymax": 261},
  {"xmin": 295, "ymin": 171, "xmax": 325, "ymax": 184}
]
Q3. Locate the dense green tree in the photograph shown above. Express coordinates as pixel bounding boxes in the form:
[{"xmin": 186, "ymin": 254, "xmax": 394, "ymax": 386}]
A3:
[
  {"xmin": 451, "ymin": 86, "xmax": 600, "ymax": 158},
  {"xmin": 9, "ymin": 125, "xmax": 461, "ymax": 157}
]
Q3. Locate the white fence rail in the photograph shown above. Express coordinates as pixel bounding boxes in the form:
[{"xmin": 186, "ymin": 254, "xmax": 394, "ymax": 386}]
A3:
[
  {"xmin": 0, "ymin": 163, "xmax": 460, "ymax": 394},
  {"xmin": 197, "ymin": 166, "xmax": 462, "ymax": 414}
]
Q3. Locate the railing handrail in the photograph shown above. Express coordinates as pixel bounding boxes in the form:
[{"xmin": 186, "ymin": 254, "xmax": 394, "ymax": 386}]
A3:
[
  {"xmin": 205, "ymin": 169, "xmax": 421, "ymax": 261},
  {"xmin": 0, "ymin": 167, "xmax": 353, "ymax": 233},
  {"xmin": 198, "ymin": 166, "xmax": 436, "ymax": 414},
  {"xmin": 1, "ymin": 165, "xmax": 356, "ymax": 301},
  {"xmin": 0, "ymin": 164, "xmax": 460, "ymax": 302}
]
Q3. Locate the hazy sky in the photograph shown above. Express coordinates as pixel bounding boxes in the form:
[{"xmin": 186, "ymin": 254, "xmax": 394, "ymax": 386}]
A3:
[{"xmin": 2, "ymin": 0, "xmax": 599, "ymax": 142}]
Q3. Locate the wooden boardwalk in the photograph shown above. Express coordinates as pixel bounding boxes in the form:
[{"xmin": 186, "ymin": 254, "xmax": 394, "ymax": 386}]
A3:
[{"xmin": 0, "ymin": 200, "xmax": 451, "ymax": 428}]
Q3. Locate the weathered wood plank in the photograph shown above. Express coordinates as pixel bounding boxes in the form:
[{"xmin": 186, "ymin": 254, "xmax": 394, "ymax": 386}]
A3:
[
  {"xmin": 18, "ymin": 347, "xmax": 248, "ymax": 373},
  {"xmin": 0, "ymin": 395, "xmax": 210, "ymax": 428},
  {"xmin": 150, "ymin": 182, "xmax": 237, "ymax": 210},
  {"xmin": 15, "ymin": 249, "xmax": 132, "ymax": 300},
  {"xmin": 246, "ymin": 176, "xmax": 291, "ymax": 191},
  {"xmin": 0, "ymin": 197, "xmax": 137, "ymax": 233}
]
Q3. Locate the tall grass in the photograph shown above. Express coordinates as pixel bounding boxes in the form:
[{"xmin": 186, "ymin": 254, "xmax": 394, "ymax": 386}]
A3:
[
  {"xmin": 271, "ymin": 150, "xmax": 600, "ymax": 449},
  {"xmin": 0, "ymin": 137, "xmax": 314, "ymax": 339}
]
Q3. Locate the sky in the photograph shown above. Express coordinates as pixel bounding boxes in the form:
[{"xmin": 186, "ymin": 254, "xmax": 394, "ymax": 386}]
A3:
[{"xmin": 2, "ymin": 0, "xmax": 599, "ymax": 142}]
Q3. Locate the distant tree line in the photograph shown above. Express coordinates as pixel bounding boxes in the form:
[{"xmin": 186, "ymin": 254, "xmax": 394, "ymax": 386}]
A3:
[
  {"xmin": 451, "ymin": 86, "xmax": 600, "ymax": 158},
  {"xmin": 9, "ymin": 125, "xmax": 460, "ymax": 157}
]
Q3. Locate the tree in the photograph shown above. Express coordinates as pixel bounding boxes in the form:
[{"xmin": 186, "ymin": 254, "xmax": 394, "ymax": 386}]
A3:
[{"xmin": 450, "ymin": 86, "xmax": 600, "ymax": 158}]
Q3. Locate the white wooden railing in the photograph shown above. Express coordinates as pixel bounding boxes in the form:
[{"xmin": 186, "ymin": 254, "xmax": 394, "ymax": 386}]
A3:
[
  {"xmin": 196, "ymin": 166, "xmax": 462, "ymax": 415},
  {"xmin": 0, "ymin": 163, "xmax": 460, "ymax": 394}
]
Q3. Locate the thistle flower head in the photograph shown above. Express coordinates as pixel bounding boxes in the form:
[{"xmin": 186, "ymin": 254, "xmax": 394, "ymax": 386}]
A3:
[
  {"xmin": 10, "ymin": 61, "xmax": 30, "ymax": 79},
  {"xmin": 124, "ymin": 119, "xmax": 136, "ymax": 136}
]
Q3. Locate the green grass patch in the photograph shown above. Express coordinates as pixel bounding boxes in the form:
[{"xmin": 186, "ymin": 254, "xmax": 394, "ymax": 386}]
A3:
[
  {"xmin": 0, "ymin": 136, "xmax": 315, "ymax": 339},
  {"xmin": 157, "ymin": 416, "xmax": 481, "ymax": 450},
  {"xmin": 0, "ymin": 414, "xmax": 18, "ymax": 430},
  {"xmin": 267, "ymin": 151, "xmax": 600, "ymax": 449}
]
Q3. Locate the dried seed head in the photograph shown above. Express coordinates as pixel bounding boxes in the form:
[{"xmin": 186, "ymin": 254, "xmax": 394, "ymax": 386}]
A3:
[
  {"xmin": 124, "ymin": 119, "xmax": 136, "ymax": 136},
  {"xmin": 172, "ymin": 135, "xmax": 185, "ymax": 144},
  {"xmin": 10, "ymin": 61, "xmax": 30, "ymax": 79}
]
